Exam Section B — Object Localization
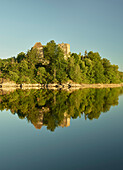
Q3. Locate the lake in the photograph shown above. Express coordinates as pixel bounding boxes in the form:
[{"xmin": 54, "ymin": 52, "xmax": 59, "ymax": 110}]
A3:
[{"xmin": 0, "ymin": 87, "xmax": 123, "ymax": 170}]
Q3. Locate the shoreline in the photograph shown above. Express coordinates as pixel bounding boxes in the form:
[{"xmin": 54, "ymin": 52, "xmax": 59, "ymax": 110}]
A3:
[{"xmin": 0, "ymin": 83, "xmax": 123, "ymax": 90}]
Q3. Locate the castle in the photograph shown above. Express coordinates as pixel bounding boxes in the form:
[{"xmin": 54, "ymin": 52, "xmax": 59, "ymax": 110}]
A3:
[{"xmin": 33, "ymin": 42, "xmax": 70, "ymax": 59}]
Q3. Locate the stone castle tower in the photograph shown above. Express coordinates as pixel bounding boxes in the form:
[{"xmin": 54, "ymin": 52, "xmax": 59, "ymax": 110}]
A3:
[
  {"xmin": 33, "ymin": 42, "xmax": 49, "ymax": 65},
  {"xmin": 58, "ymin": 43, "xmax": 70, "ymax": 59},
  {"xmin": 33, "ymin": 42, "xmax": 44, "ymax": 59}
]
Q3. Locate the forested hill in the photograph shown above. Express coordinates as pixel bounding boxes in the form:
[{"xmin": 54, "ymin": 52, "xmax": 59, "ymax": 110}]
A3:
[{"xmin": 0, "ymin": 40, "xmax": 123, "ymax": 84}]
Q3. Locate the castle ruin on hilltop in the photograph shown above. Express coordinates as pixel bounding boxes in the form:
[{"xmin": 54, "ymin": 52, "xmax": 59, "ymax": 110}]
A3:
[{"xmin": 33, "ymin": 42, "xmax": 70, "ymax": 60}]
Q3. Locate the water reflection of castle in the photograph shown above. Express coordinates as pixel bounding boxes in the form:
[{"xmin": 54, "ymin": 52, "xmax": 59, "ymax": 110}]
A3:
[
  {"xmin": 1, "ymin": 87, "xmax": 123, "ymax": 132},
  {"xmin": 60, "ymin": 112, "xmax": 70, "ymax": 128},
  {"xmin": 32, "ymin": 111, "xmax": 70, "ymax": 130}
]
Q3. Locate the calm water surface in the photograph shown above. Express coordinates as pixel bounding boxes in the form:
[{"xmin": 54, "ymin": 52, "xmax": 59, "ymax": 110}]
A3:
[{"xmin": 0, "ymin": 88, "xmax": 123, "ymax": 170}]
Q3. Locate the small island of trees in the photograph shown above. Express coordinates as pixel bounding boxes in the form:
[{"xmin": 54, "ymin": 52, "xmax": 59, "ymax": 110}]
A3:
[{"xmin": 0, "ymin": 40, "xmax": 123, "ymax": 85}]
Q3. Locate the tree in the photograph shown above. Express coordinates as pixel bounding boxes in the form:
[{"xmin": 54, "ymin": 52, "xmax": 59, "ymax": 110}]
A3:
[
  {"xmin": 8, "ymin": 71, "xmax": 19, "ymax": 82},
  {"xmin": 17, "ymin": 52, "xmax": 26, "ymax": 63},
  {"xmin": 36, "ymin": 67, "xmax": 47, "ymax": 84},
  {"xmin": 44, "ymin": 40, "xmax": 68, "ymax": 83}
]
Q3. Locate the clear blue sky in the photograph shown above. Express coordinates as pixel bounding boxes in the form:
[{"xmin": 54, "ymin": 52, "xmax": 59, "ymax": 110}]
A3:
[{"xmin": 0, "ymin": 0, "xmax": 123, "ymax": 71}]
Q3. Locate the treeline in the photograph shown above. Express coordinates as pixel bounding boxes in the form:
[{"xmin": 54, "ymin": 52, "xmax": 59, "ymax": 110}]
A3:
[
  {"xmin": 0, "ymin": 40, "xmax": 123, "ymax": 84},
  {"xmin": 0, "ymin": 87, "xmax": 123, "ymax": 131}
]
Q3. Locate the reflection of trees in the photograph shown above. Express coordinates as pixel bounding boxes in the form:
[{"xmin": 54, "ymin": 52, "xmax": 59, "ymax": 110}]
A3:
[{"xmin": 0, "ymin": 87, "xmax": 123, "ymax": 131}]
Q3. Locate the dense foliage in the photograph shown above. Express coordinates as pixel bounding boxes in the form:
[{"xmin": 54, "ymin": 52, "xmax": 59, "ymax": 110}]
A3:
[
  {"xmin": 0, "ymin": 40, "xmax": 123, "ymax": 84},
  {"xmin": 0, "ymin": 87, "xmax": 123, "ymax": 131}
]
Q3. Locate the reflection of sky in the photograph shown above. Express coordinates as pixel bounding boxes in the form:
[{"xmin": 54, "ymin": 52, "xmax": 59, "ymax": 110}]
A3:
[
  {"xmin": 0, "ymin": 0, "xmax": 123, "ymax": 71},
  {"xmin": 0, "ymin": 95, "xmax": 123, "ymax": 169}
]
